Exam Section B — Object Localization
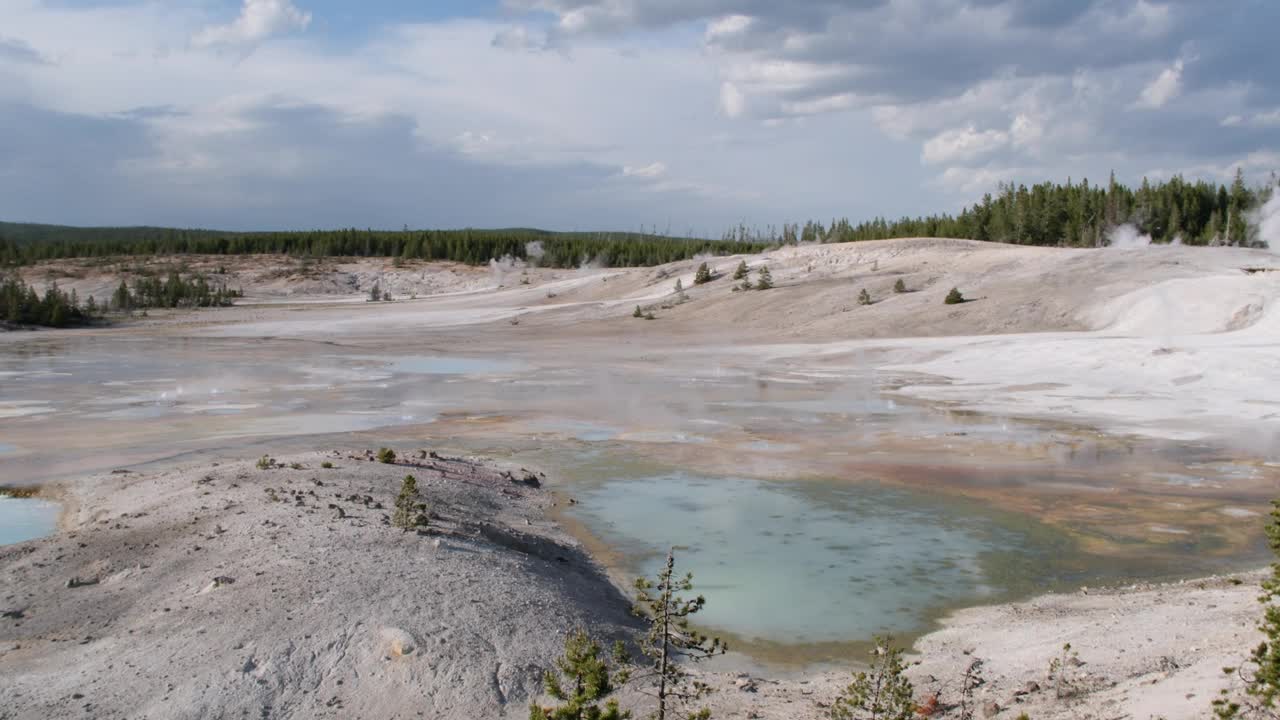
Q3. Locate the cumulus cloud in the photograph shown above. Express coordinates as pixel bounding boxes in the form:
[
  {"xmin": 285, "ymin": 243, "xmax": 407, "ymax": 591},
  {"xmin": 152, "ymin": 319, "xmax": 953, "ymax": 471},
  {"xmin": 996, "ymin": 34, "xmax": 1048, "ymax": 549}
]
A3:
[
  {"xmin": 922, "ymin": 126, "xmax": 1009, "ymax": 166},
  {"xmin": 192, "ymin": 0, "xmax": 312, "ymax": 48},
  {"xmin": 1134, "ymin": 59, "xmax": 1184, "ymax": 109}
]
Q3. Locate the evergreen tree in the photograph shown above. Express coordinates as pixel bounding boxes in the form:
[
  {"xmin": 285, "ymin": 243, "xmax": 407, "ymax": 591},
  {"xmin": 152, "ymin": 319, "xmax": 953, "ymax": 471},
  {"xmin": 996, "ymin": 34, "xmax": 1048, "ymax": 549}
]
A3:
[
  {"xmin": 530, "ymin": 630, "xmax": 631, "ymax": 720},
  {"xmin": 632, "ymin": 549, "xmax": 725, "ymax": 720},
  {"xmin": 944, "ymin": 288, "xmax": 965, "ymax": 305},
  {"xmin": 755, "ymin": 266, "xmax": 773, "ymax": 290},
  {"xmin": 829, "ymin": 637, "xmax": 916, "ymax": 720},
  {"xmin": 732, "ymin": 261, "xmax": 748, "ymax": 280},
  {"xmin": 858, "ymin": 289, "xmax": 872, "ymax": 306},
  {"xmin": 893, "ymin": 279, "xmax": 907, "ymax": 294},
  {"xmin": 392, "ymin": 474, "xmax": 428, "ymax": 531},
  {"xmin": 634, "ymin": 305, "xmax": 644, "ymax": 318},
  {"xmin": 1215, "ymin": 501, "xmax": 1280, "ymax": 719},
  {"xmin": 693, "ymin": 263, "xmax": 712, "ymax": 285}
]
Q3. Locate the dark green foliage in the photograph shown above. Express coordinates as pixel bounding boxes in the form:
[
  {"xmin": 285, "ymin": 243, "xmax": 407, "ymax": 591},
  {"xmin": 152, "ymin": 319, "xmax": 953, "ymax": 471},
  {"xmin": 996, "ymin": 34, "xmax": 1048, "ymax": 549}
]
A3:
[
  {"xmin": 693, "ymin": 262, "xmax": 712, "ymax": 285},
  {"xmin": 944, "ymin": 288, "xmax": 965, "ymax": 305},
  {"xmin": 256, "ymin": 455, "xmax": 275, "ymax": 470},
  {"xmin": 110, "ymin": 272, "xmax": 239, "ymax": 310},
  {"xmin": 392, "ymin": 475, "xmax": 428, "ymax": 531},
  {"xmin": 633, "ymin": 305, "xmax": 644, "ymax": 319},
  {"xmin": 530, "ymin": 629, "xmax": 631, "ymax": 720},
  {"xmin": 1, "ymin": 275, "xmax": 95, "ymax": 328},
  {"xmin": 732, "ymin": 261, "xmax": 748, "ymax": 280},
  {"xmin": 321, "ymin": 461, "xmax": 334, "ymax": 469},
  {"xmin": 0, "ymin": 223, "xmax": 773, "ymax": 268},
  {"xmin": 754, "ymin": 266, "xmax": 773, "ymax": 290},
  {"xmin": 369, "ymin": 283, "xmax": 382, "ymax": 302},
  {"xmin": 633, "ymin": 549, "xmax": 725, "ymax": 720},
  {"xmin": 377, "ymin": 447, "xmax": 396, "ymax": 464},
  {"xmin": 858, "ymin": 289, "xmax": 872, "ymax": 306},
  {"xmin": 829, "ymin": 637, "xmax": 916, "ymax": 720},
  {"xmin": 893, "ymin": 279, "xmax": 907, "ymax": 294},
  {"xmin": 1215, "ymin": 500, "xmax": 1280, "ymax": 718}
]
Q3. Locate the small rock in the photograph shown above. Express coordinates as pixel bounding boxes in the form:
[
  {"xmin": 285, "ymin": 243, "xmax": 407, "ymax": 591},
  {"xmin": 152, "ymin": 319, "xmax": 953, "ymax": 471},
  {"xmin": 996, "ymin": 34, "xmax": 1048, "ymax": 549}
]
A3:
[{"xmin": 982, "ymin": 700, "xmax": 1000, "ymax": 718}]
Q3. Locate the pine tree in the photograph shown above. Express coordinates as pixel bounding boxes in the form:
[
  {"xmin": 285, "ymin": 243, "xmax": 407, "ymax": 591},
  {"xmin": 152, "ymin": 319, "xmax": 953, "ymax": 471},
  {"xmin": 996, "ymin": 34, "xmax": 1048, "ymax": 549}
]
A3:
[
  {"xmin": 530, "ymin": 630, "xmax": 631, "ymax": 720},
  {"xmin": 632, "ymin": 549, "xmax": 725, "ymax": 720},
  {"xmin": 1215, "ymin": 501, "xmax": 1280, "ymax": 718},
  {"xmin": 392, "ymin": 474, "xmax": 428, "ymax": 531},
  {"xmin": 945, "ymin": 288, "xmax": 965, "ymax": 305},
  {"xmin": 893, "ymin": 279, "xmax": 906, "ymax": 294},
  {"xmin": 858, "ymin": 289, "xmax": 872, "ymax": 306},
  {"xmin": 693, "ymin": 263, "xmax": 712, "ymax": 285},
  {"xmin": 634, "ymin": 305, "xmax": 644, "ymax": 318},
  {"xmin": 732, "ymin": 261, "xmax": 748, "ymax": 281},
  {"xmin": 829, "ymin": 637, "xmax": 916, "ymax": 720},
  {"xmin": 755, "ymin": 266, "xmax": 773, "ymax": 290}
]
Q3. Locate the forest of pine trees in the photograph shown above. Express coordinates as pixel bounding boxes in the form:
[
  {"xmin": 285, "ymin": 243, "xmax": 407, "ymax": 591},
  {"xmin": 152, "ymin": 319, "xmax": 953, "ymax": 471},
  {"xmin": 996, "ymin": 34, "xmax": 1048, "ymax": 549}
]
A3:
[
  {"xmin": 0, "ymin": 171, "xmax": 1274, "ymax": 268},
  {"xmin": 0, "ymin": 225, "xmax": 773, "ymax": 268},
  {"xmin": 1, "ymin": 276, "xmax": 95, "ymax": 327},
  {"xmin": 110, "ymin": 272, "xmax": 241, "ymax": 311}
]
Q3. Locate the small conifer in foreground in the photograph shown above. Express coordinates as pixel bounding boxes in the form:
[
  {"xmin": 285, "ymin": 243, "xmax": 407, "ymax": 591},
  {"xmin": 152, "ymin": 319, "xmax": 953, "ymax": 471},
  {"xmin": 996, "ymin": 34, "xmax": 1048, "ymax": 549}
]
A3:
[
  {"xmin": 830, "ymin": 637, "xmax": 916, "ymax": 720},
  {"xmin": 392, "ymin": 474, "xmax": 428, "ymax": 531},
  {"xmin": 755, "ymin": 266, "xmax": 773, "ymax": 290},
  {"xmin": 693, "ymin": 262, "xmax": 712, "ymax": 285},
  {"xmin": 732, "ymin": 261, "xmax": 748, "ymax": 280},
  {"xmin": 944, "ymin": 287, "xmax": 965, "ymax": 305},
  {"xmin": 530, "ymin": 630, "xmax": 631, "ymax": 720}
]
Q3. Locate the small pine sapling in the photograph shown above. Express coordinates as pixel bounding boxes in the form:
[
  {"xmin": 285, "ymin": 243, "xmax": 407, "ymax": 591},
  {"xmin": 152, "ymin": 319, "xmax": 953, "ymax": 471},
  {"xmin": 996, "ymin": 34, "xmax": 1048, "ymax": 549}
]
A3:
[
  {"xmin": 634, "ymin": 305, "xmax": 644, "ymax": 319},
  {"xmin": 377, "ymin": 447, "xmax": 397, "ymax": 464},
  {"xmin": 1214, "ymin": 500, "xmax": 1280, "ymax": 719},
  {"xmin": 732, "ymin": 261, "xmax": 748, "ymax": 280},
  {"xmin": 858, "ymin": 289, "xmax": 872, "ymax": 306},
  {"xmin": 755, "ymin": 266, "xmax": 773, "ymax": 290},
  {"xmin": 830, "ymin": 636, "xmax": 916, "ymax": 720},
  {"xmin": 633, "ymin": 549, "xmax": 725, "ymax": 720},
  {"xmin": 893, "ymin": 278, "xmax": 907, "ymax": 294},
  {"xmin": 944, "ymin": 287, "xmax": 965, "ymax": 305},
  {"xmin": 1047, "ymin": 643, "xmax": 1082, "ymax": 699},
  {"xmin": 530, "ymin": 629, "xmax": 631, "ymax": 720},
  {"xmin": 693, "ymin": 262, "xmax": 713, "ymax": 285},
  {"xmin": 392, "ymin": 475, "xmax": 428, "ymax": 531}
]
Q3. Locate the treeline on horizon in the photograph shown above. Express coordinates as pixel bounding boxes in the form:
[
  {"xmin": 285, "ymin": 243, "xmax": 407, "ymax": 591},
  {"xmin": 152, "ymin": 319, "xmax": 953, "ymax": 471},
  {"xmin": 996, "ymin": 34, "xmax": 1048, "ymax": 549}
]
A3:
[{"xmin": 1, "ymin": 170, "xmax": 1274, "ymax": 267}]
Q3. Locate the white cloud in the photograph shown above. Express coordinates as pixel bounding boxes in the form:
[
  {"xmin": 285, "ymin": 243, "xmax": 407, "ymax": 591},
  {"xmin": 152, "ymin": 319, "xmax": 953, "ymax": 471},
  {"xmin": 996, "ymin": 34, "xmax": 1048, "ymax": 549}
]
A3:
[
  {"xmin": 706, "ymin": 14, "xmax": 753, "ymax": 41},
  {"xmin": 622, "ymin": 161, "xmax": 667, "ymax": 178},
  {"xmin": 192, "ymin": 0, "xmax": 312, "ymax": 48},
  {"xmin": 1134, "ymin": 59, "xmax": 1183, "ymax": 109},
  {"xmin": 921, "ymin": 125, "xmax": 1009, "ymax": 165},
  {"xmin": 719, "ymin": 81, "xmax": 745, "ymax": 117}
]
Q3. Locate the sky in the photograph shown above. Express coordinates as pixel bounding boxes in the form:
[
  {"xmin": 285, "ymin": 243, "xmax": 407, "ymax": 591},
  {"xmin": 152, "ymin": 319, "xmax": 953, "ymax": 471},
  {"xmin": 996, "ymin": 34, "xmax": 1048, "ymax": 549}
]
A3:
[{"xmin": 1, "ymin": 0, "xmax": 1278, "ymax": 233}]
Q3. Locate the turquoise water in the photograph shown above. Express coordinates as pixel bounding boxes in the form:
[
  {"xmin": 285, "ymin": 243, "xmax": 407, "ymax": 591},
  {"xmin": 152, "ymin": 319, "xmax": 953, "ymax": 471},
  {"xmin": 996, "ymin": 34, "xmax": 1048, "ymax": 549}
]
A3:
[
  {"xmin": 0, "ymin": 497, "xmax": 60, "ymax": 546},
  {"xmin": 571, "ymin": 473, "xmax": 1030, "ymax": 647}
]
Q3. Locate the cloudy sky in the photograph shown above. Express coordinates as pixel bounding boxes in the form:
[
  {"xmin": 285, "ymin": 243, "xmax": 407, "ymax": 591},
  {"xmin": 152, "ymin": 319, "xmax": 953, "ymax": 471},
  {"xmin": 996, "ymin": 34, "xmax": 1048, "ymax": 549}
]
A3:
[{"xmin": 1, "ymin": 0, "xmax": 1277, "ymax": 233}]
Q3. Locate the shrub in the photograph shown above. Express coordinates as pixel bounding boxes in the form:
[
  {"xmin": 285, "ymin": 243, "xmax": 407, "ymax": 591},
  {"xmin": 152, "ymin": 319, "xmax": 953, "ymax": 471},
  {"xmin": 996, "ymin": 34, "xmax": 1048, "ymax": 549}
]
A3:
[
  {"xmin": 256, "ymin": 455, "xmax": 274, "ymax": 470},
  {"xmin": 369, "ymin": 283, "xmax": 382, "ymax": 302},
  {"xmin": 392, "ymin": 475, "xmax": 428, "ymax": 531},
  {"xmin": 894, "ymin": 278, "xmax": 907, "ymax": 293},
  {"xmin": 830, "ymin": 637, "xmax": 916, "ymax": 720},
  {"xmin": 530, "ymin": 630, "xmax": 631, "ymax": 720},
  {"xmin": 289, "ymin": 462, "xmax": 303, "ymax": 470},
  {"xmin": 944, "ymin": 287, "xmax": 965, "ymax": 305},
  {"xmin": 858, "ymin": 289, "xmax": 872, "ymax": 306},
  {"xmin": 633, "ymin": 305, "xmax": 644, "ymax": 318},
  {"xmin": 694, "ymin": 262, "xmax": 713, "ymax": 285},
  {"xmin": 377, "ymin": 447, "xmax": 396, "ymax": 464},
  {"xmin": 321, "ymin": 461, "xmax": 334, "ymax": 469},
  {"xmin": 732, "ymin": 260, "xmax": 748, "ymax": 280},
  {"xmin": 1215, "ymin": 500, "xmax": 1280, "ymax": 718},
  {"xmin": 755, "ymin": 266, "xmax": 773, "ymax": 290}
]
